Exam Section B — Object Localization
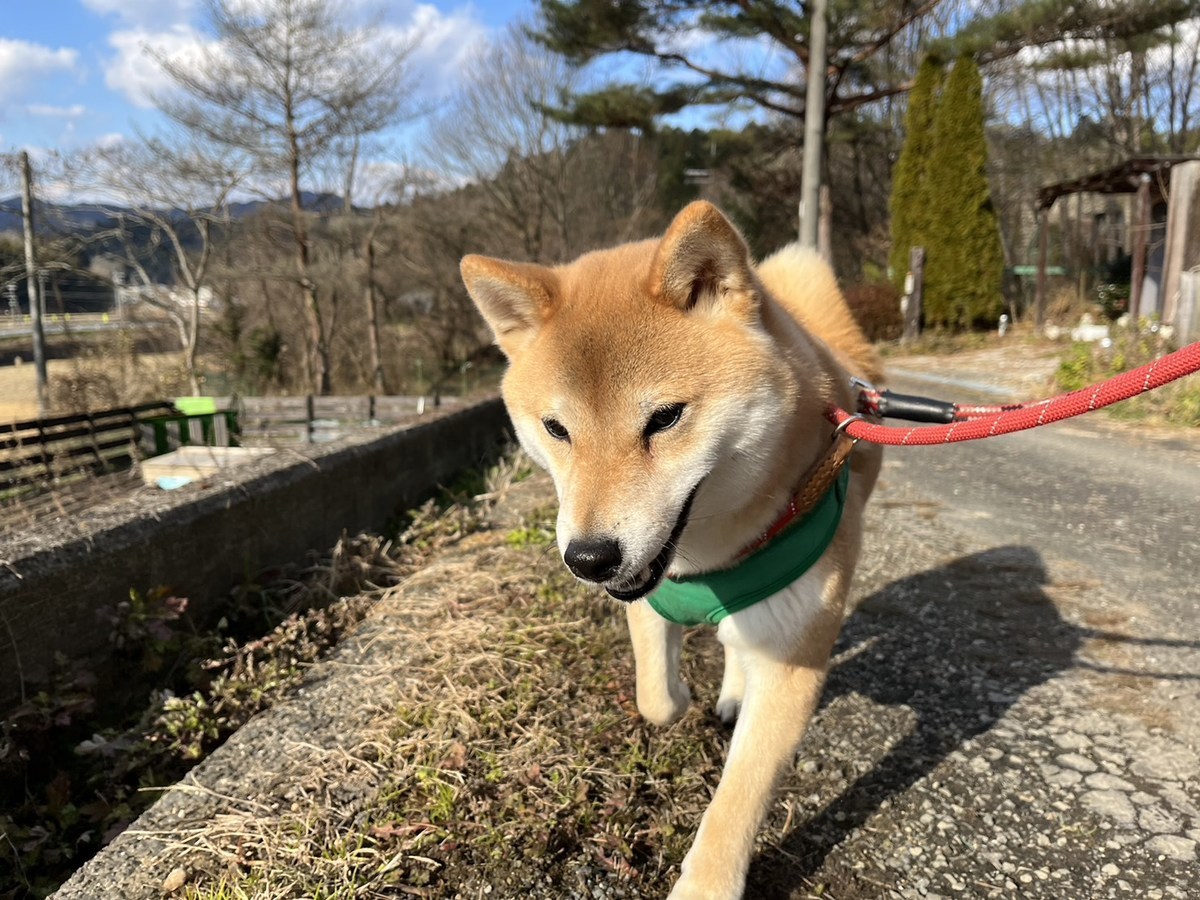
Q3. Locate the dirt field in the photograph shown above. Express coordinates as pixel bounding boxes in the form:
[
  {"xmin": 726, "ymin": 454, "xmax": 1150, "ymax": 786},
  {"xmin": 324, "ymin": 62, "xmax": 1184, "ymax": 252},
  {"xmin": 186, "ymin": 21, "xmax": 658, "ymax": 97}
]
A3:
[
  {"xmin": 0, "ymin": 359, "xmax": 52, "ymax": 421},
  {"xmin": 0, "ymin": 351, "xmax": 192, "ymax": 422}
]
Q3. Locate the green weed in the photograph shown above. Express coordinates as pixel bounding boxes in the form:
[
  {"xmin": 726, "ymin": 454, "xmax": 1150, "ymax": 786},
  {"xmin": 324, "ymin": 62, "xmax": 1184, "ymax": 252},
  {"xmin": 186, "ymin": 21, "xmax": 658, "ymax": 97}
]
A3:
[
  {"xmin": 1055, "ymin": 328, "xmax": 1200, "ymax": 427},
  {"xmin": 506, "ymin": 502, "xmax": 557, "ymax": 549}
]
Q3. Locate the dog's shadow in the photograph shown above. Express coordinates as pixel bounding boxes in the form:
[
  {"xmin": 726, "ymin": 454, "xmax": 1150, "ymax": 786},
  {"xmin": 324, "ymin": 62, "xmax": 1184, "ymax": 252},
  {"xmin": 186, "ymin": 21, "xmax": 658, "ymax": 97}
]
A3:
[{"xmin": 744, "ymin": 545, "xmax": 1080, "ymax": 896}]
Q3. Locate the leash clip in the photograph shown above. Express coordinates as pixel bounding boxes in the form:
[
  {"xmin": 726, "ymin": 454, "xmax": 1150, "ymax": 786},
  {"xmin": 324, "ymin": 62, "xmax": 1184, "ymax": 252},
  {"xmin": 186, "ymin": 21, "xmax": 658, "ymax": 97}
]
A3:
[
  {"xmin": 850, "ymin": 376, "xmax": 882, "ymax": 417},
  {"xmin": 831, "ymin": 414, "xmax": 863, "ymax": 444}
]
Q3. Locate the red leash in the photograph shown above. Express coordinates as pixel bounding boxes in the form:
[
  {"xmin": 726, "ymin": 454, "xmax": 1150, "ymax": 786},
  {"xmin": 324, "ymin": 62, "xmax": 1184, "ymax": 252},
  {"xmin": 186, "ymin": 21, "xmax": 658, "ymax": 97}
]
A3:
[{"xmin": 830, "ymin": 341, "xmax": 1200, "ymax": 446}]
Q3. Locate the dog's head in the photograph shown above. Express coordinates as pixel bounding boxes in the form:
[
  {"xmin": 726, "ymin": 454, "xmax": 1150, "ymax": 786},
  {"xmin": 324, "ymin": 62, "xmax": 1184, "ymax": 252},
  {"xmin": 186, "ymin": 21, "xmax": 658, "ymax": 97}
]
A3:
[{"xmin": 461, "ymin": 202, "xmax": 801, "ymax": 601}]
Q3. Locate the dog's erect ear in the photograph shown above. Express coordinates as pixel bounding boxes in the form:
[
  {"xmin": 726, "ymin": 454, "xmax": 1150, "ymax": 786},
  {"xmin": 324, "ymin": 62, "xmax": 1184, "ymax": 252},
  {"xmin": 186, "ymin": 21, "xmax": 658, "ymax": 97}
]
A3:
[
  {"xmin": 461, "ymin": 255, "xmax": 561, "ymax": 358},
  {"xmin": 648, "ymin": 201, "xmax": 756, "ymax": 318}
]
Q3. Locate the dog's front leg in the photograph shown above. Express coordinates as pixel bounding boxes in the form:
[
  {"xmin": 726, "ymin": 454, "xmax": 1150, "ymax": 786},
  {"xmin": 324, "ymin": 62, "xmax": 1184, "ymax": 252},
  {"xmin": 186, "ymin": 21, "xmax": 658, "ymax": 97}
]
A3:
[
  {"xmin": 625, "ymin": 600, "xmax": 690, "ymax": 725},
  {"xmin": 714, "ymin": 643, "xmax": 745, "ymax": 724},
  {"xmin": 667, "ymin": 609, "xmax": 841, "ymax": 900}
]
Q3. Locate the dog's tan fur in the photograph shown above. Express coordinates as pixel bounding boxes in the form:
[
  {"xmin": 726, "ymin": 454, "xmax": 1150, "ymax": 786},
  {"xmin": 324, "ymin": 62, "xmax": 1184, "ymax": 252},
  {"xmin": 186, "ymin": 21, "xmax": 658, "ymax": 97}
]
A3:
[{"xmin": 461, "ymin": 202, "xmax": 883, "ymax": 899}]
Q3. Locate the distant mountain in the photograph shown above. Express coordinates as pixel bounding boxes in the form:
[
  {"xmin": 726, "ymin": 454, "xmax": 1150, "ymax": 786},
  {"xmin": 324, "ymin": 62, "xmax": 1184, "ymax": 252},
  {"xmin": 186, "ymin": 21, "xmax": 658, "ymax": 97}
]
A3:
[
  {"xmin": 0, "ymin": 192, "xmax": 353, "ymax": 237},
  {"xmin": 0, "ymin": 198, "xmax": 129, "ymax": 235},
  {"xmin": 225, "ymin": 192, "xmax": 351, "ymax": 218}
]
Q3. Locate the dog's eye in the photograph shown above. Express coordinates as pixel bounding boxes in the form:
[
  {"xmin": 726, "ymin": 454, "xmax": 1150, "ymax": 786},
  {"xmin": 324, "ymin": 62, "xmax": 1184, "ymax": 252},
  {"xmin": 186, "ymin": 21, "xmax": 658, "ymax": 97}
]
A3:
[
  {"xmin": 644, "ymin": 403, "xmax": 686, "ymax": 439},
  {"xmin": 543, "ymin": 417, "xmax": 570, "ymax": 442}
]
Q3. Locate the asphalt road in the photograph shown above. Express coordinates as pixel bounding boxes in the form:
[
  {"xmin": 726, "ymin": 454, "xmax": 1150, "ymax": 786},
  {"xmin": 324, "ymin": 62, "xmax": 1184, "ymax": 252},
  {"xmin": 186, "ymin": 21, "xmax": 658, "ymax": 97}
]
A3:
[
  {"xmin": 885, "ymin": 369, "xmax": 1200, "ymax": 635},
  {"xmin": 760, "ymin": 368, "xmax": 1200, "ymax": 899}
]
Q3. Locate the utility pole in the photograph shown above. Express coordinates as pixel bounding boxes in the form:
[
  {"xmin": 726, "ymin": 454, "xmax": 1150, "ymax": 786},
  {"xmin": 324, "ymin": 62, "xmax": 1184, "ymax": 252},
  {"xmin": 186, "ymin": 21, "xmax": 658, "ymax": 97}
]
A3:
[
  {"xmin": 798, "ymin": 0, "xmax": 828, "ymax": 250},
  {"xmin": 20, "ymin": 151, "xmax": 47, "ymax": 416}
]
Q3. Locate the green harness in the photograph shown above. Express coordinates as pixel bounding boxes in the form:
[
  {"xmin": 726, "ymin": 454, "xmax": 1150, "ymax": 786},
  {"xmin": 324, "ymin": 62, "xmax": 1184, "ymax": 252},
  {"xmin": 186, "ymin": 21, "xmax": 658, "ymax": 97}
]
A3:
[{"xmin": 647, "ymin": 467, "xmax": 850, "ymax": 626}]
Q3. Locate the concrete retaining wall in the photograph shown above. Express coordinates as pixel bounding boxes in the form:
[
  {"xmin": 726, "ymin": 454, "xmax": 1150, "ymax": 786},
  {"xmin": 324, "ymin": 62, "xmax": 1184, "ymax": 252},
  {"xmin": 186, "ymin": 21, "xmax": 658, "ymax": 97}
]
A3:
[{"xmin": 0, "ymin": 399, "xmax": 511, "ymax": 710}]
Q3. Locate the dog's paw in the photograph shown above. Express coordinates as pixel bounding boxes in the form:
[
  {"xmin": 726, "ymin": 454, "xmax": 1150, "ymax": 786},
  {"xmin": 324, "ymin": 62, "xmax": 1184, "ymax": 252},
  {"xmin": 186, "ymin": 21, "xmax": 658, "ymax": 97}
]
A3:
[
  {"xmin": 668, "ymin": 844, "xmax": 746, "ymax": 900},
  {"xmin": 713, "ymin": 694, "xmax": 741, "ymax": 724},
  {"xmin": 637, "ymin": 680, "xmax": 691, "ymax": 727},
  {"xmin": 666, "ymin": 872, "xmax": 742, "ymax": 900}
]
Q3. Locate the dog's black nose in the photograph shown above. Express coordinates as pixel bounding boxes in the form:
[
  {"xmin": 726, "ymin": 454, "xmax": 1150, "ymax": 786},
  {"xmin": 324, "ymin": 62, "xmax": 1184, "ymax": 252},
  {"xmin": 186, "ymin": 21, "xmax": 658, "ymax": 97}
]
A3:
[{"xmin": 563, "ymin": 537, "xmax": 623, "ymax": 582}]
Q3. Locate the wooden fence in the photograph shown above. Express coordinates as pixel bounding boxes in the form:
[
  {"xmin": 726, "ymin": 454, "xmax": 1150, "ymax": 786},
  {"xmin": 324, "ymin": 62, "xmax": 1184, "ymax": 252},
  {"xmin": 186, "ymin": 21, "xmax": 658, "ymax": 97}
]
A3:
[
  {"xmin": 1, "ymin": 401, "xmax": 176, "ymax": 494},
  {"xmin": 232, "ymin": 395, "xmax": 443, "ymax": 444},
  {"xmin": 1, "ymin": 395, "xmax": 445, "ymax": 493}
]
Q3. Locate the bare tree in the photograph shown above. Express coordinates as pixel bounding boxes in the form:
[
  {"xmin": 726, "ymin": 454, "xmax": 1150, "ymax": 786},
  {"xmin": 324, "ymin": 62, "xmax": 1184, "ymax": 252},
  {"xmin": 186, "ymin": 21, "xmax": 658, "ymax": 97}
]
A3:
[
  {"xmin": 983, "ymin": 17, "xmax": 1200, "ymax": 275},
  {"xmin": 991, "ymin": 18, "xmax": 1200, "ymax": 161},
  {"xmin": 430, "ymin": 26, "xmax": 664, "ymax": 263},
  {"xmin": 430, "ymin": 27, "xmax": 583, "ymax": 263},
  {"xmin": 152, "ymin": 0, "xmax": 419, "ymax": 394},
  {"xmin": 396, "ymin": 205, "xmax": 497, "ymax": 400},
  {"xmin": 1140, "ymin": 21, "xmax": 1200, "ymax": 153},
  {"xmin": 70, "ymin": 136, "xmax": 244, "ymax": 394},
  {"xmin": 334, "ymin": 145, "xmax": 414, "ymax": 395}
]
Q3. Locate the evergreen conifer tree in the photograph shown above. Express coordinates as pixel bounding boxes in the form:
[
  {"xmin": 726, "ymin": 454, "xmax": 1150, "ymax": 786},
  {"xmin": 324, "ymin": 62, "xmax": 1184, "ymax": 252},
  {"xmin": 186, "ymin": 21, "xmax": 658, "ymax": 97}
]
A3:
[
  {"xmin": 923, "ymin": 56, "xmax": 1006, "ymax": 329},
  {"xmin": 535, "ymin": 0, "xmax": 1195, "ymax": 137},
  {"xmin": 888, "ymin": 58, "xmax": 944, "ymax": 294}
]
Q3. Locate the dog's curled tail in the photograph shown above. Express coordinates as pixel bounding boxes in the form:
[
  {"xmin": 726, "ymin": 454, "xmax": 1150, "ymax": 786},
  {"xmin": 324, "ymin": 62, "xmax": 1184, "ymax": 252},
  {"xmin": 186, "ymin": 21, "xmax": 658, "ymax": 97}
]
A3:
[{"xmin": 757, "ymin": 244, "xmax": 884, "ymax": 385}]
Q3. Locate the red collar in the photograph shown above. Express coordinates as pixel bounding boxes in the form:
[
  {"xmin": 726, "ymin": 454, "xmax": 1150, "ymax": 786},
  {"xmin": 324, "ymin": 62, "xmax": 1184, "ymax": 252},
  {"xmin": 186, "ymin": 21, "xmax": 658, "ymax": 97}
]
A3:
[{"xmin": 738, "ymin": 430, "xmax": 857, "ymax": 559}]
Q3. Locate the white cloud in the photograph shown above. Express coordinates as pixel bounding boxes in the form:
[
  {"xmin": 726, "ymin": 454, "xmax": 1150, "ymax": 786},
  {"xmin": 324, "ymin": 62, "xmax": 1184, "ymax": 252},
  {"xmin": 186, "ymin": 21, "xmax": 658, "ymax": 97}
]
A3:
[
  {"xmin": 0, "ymin": 39, "xmax": 79, "ymax": 103},
  {"xmin": 105, "ymin": 26, "xmax": 211, "ymax": 109},
  {"xmin": 102, "ymin": 3, "xmax": 490, "ymax": 110},
  {"xmin": 27, "ymin": 104, "xmax": 87, "ymax": 118},
  {"xmin": 81, "ymin": 0, "xmax": 197, "ymax": 30},
  {"xmin": 401, "ymin": 3, "xmax": 489, "ymax": 95}
]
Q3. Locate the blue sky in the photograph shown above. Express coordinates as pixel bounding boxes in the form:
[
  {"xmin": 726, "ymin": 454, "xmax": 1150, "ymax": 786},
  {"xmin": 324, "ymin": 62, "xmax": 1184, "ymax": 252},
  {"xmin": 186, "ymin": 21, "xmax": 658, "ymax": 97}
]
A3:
[{"xmin": 1, "ymin": 0, "xmax": 535, "ymax": 154}]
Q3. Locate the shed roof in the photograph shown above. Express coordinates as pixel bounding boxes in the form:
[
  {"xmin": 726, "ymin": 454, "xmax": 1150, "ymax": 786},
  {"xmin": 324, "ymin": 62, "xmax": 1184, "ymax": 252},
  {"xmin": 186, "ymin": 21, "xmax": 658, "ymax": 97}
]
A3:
[{"xmin": 1036, "ymin": 156, "xmax": 1200, "ymax": 210}]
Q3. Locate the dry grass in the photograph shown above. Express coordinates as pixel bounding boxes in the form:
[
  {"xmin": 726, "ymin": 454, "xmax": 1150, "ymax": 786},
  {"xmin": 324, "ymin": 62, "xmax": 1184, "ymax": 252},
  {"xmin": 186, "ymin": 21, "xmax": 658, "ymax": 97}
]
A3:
[
  {"xmin": 0, "ymin": 468, "xmax": 149, "ymax": 542},
  {"xmin": 0, "ymin": 349, "xmax": 196, "ymax": 422},
  {"xmin": 1043, "ymin": 286, "xmax": 1096, "ymax": 326},
  {"xmin": 2, "ymin": 485, "xmax": 475, "ymax": 900},
  {"xmin": 174, "ymin": 457, "xmax": 745, "ymax": 899},
  {"xmin": 0, "ymin": 357, "xmax": 75, "ymax": 421}
]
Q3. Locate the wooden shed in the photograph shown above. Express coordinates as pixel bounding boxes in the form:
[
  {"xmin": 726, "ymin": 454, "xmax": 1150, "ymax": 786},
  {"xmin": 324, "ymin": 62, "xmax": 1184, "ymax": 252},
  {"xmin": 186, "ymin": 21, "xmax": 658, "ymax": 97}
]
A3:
[{"xmin": 1034, "ymin": 156, "xmax": 1200, "ymax": 339}]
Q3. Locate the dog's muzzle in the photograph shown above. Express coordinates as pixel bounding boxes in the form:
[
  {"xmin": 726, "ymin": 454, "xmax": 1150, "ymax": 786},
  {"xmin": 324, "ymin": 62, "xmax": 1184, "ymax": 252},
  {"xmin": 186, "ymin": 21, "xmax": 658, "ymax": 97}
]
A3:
[{"xmin": 603, "ymin": 484, "xmax": 699, "ymax": 602}]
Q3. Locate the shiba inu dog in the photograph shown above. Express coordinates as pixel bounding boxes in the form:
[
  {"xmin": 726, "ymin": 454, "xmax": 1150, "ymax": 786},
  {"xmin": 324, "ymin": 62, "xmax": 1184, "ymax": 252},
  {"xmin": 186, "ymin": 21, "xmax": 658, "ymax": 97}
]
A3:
[{"xmin": 461, "ymin": 201, "xmax": 884, "ymax": 899}]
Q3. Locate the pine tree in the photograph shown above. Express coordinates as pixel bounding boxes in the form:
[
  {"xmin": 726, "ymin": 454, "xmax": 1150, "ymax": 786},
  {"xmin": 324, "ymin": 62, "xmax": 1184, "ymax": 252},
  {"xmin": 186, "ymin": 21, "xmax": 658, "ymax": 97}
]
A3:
[
  {"xmin": 534, "ymin": 0, "xmax": 1195, "ymax": 133},
  {"xmin": 888, "ymin": 58, "xmax": 944, "ymax": 293},
  {"xmin": 923, "ymin": 56, "xmax": 1006, "ymax": 329}
]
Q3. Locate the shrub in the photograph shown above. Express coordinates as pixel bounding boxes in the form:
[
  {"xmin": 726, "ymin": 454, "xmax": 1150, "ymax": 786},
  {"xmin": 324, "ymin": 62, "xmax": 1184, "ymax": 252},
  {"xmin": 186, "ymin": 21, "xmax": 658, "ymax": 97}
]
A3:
[
  {"xmin": 845, "ymin": 282, "xmax": 904, "ymax": 342},
  {"xmin": 1094, "ymin": 255, "xmax": 1133, "ymax": 321},
  {"xmin": 1095, "ymin": 283, "xmax": 1130, "ymax": 321},
  {"xmin": 1055, "ymin": 328, "xmax": 1200, "ymax": 427}
]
